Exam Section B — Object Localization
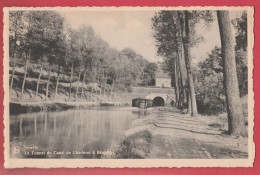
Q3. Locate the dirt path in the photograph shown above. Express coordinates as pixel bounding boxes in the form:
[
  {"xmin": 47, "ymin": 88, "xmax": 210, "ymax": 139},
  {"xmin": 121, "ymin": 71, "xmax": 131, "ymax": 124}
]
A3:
[{"xmin": 147, "ymin": 107, "xmax": 248, "ymax": 159}]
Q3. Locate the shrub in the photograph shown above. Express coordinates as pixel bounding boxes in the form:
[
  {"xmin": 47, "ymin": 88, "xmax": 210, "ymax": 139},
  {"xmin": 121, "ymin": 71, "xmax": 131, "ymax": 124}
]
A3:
[{"xmin": 116, "ymin": 130, "xmax": 152, "ymax": 159}]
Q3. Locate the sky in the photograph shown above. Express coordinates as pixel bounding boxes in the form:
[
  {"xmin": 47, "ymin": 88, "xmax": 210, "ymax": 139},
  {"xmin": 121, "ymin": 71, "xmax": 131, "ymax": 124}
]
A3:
[{"xmin": 58, "ymin": 10, "xmax": 244, "ymax": 64}]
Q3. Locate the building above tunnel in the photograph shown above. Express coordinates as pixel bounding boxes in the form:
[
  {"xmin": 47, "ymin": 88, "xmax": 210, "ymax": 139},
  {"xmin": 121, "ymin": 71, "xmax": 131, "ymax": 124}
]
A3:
[{"xmin": 155, "ymin": 72, "xmax": 171, "ymax": 88}]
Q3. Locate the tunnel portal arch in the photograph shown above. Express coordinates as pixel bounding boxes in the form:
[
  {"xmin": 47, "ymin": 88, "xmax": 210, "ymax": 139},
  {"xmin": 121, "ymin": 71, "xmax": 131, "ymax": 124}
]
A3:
[{"xmin": 152, "ymin": 96, "xmax": 165, "ymax": 106}]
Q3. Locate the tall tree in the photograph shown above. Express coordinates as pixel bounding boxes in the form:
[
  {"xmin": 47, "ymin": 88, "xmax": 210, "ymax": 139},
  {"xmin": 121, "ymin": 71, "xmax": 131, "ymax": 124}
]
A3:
[
  {"xmin": 44, "ymin": 12, "xmax": 65, "ymax": 100},
  {"xmin": 196, "ymin": 47, "xmax": 225, "ymax": 115},
  {"xmin": 39, "ymin": 12, "xmax": 66, "ymax": 100},
  {"xmin": 143, "ymin": 63, "xmax": 158, "ymax": 86},
  {"xmin": 45, "ymin": 63, "xmax": 52, "ymax": 101},
  {"xmin": 35, "ymin": 60, "xmax": 44, "ymax": 99},
  {"xmin": 232, "ymin": 12, "xmax": 248, "ymax": 97},
  {"xmin": 20, "ymin": 52, "xmax": 30, "ymax": 99},
  {"xmin": 152, "ymin": 11, "xmax": 188, "ymax": 110},
  {"xmin": 24, "ymin": 11, "xmax": 56, "ymax": 99},
  {"xmin": 19, "ymin": 13, "xmax": 34, "ymax": 100},
  {"xmin": 75, "ymin": 70, "xmax": 81, "ymax": 100},
  {"xmin": 232, "ymin": 12, "xmax": 247, "ymax": 51},
  {"xmin": 173, "ymin": 58, "xmax": 180, "ymax": 105},
  {"xmin": 173, "ymin": 12, "xmax": 187, "ymax": 110},
  {"xmin": 80, "ymin": 70, "xmax": 86, "ymax": 100},
  {"xmin": 53, "ymin": 29, "xmax": 66, "ymax": 101},
  {"xmin": 9, "ymin": 11, "xmax": 25, "ymax": 91},
  {"xmin": 179, "ymin": 11, "xmax": 198, "ymax": 116},
  {"xmin": 217, "ymin": 11, "xmax": 246, "ymax": 136},
  {"xmin": 66, "ymin": 28, "xmax": 82, "ymax": 100},
  {"xmin": 54, "ymin": 64, "xmax": 61, "ymax": 100}
]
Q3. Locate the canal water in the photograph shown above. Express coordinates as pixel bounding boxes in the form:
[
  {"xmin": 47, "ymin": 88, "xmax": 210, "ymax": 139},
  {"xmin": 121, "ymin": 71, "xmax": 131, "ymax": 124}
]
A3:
[{"xmin": 10, "ymin": 106, "xmax": 148, "ymax": 159}]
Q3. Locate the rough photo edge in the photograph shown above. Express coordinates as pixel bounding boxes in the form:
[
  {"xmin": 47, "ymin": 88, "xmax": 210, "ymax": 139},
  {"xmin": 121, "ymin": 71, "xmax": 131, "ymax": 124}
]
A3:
[{"xmin": 2, "ymin": 6, "xmax": 255, "ymax": 168}]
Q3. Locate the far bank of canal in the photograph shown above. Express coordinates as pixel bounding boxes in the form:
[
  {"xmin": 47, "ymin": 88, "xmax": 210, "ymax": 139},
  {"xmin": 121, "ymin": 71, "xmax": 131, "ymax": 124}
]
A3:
[{"xmin": 9, "ymin": 101, "xmax": 132, "ymax": 115}]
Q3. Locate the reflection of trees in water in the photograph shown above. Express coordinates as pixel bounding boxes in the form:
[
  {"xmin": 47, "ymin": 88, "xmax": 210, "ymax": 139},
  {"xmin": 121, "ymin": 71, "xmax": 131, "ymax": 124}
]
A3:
[
  {"xmin": 131, "ymin": 109, "xmax": 148, "ymax": 118},
  {"xmin": 34, "ymin": 114, "xmax": 37, "ymax": 136},
  {"xmin": 19, "ymin": 117, "xmax": 22, "ymax": 136},
  {"xmin": 53, "ymin": 114, "xmax": 56, "ymax": 136},
  {"xmin": 74, "ymin": 111, "xmax": 77, "ymax": 136},
  {"xmin": 11, "ymin": 108, "xmax": 139, "ymax": 158},
  {"xmin": 44, "ymin": 113, "xmax": 47, "ymax": 132}
]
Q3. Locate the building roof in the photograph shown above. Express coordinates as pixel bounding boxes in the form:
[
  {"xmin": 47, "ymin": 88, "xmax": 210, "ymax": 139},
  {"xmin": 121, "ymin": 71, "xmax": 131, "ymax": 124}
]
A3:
[{"xmin": 155, "ymin": 72, "xmax": 171, "ymax": 79}]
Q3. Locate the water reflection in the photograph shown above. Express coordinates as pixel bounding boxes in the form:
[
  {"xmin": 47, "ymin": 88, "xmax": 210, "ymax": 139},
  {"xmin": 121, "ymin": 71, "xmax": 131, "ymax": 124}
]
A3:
[
  {"xmin": 19, "ymin": 117, "xmax": 23, "ymax": 136},
  {"xmin": 10, "ymin": 107, "xmax": 146, "ymax": 159}
]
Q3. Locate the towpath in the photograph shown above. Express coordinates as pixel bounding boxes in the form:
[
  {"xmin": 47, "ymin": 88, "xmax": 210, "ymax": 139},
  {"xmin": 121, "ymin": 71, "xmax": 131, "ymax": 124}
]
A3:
[{"xmin": 146, "ymin": 107, "xmax": 248, "ymax": 159}]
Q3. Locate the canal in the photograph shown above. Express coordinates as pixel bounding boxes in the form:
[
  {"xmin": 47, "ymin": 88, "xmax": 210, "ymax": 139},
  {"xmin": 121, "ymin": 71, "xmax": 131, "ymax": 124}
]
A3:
[{"xmin": 10, "ymin": 106, "xmax": 148, "ymax": 158}]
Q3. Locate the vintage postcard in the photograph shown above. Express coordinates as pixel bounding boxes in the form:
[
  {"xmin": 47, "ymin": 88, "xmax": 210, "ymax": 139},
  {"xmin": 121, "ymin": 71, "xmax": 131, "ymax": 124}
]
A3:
[{"xmin": 3, "ymin": 6, "xmax": 254, "ymax": 168}]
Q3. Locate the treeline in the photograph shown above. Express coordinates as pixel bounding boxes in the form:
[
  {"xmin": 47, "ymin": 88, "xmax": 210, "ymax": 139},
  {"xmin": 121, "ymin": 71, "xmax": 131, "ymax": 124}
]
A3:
[
  {"xmin": 152, "ymin": 10, "xmax": 248, "ymax": 136},
  {"xmin": 9, "ymin": 11, "xmax": 155, "ymax": 101}
]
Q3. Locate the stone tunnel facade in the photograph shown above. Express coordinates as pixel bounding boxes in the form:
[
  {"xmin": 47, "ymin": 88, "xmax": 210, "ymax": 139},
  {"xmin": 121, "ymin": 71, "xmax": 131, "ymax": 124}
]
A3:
[{"xmin": 145, "ymin": 94, "xmax": 174, "ymax": 106}]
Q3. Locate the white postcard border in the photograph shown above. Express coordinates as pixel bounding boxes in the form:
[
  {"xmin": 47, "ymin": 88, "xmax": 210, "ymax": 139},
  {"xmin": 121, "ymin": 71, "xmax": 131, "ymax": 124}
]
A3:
[{"xmin": 3, "ymin": 6, "xmax": 255, "ymax": 168}]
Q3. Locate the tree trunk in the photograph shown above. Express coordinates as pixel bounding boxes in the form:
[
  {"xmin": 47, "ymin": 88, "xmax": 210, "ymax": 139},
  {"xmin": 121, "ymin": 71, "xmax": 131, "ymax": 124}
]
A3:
[
  {"xmin": 178, "ymin": 69, "xmax": 183, "ymax": 108},
  {"xmin": 187, "ymin": 91, "xmax": 191, "ymax": 114},
  {"xmin": 54, "ymin": 65, "xmax": 61, "ymax": 101},
  {"xmin": 177, "ymin": 48, "xmax": 186, "ymax": 110},
  {"xmin": 174, "ymin": 11, "xmax": 188, "ymax": 111},
  {"xmin": 10, "ymin": 53, "xmax": 16, "ymax": 90},
  {"xmin": 217, "ymin": 11, "xmax": 246, "ymax": 136},
  {"xmin": 69, "ymin": 64, "xmax": 74, "ymax": 100},
  {"xmin": 10, "ymin": 33, "xmax": 17, "ymax": 90},
  {"xmin": 80, "ymin": 70, "xmax": 86, "ymax": 100},
  {"xmin": 110, "ymin": 81, "xmax": 114, "ymax": 101},
  {"xmin": 179, "ymin": 11, "xmax": 198, "ymax": 116},
  {"xmin": 35, "ymin": 63, "xmax": 43, "ymax": 99},
  {"xmin": 90, "ymin": 77, "xmax": 93, "ymax": 101},
  {"xmin": 177, "ymin": 71, "xmax": 183, "ymax": 108},
  {"xmin": 98, "ymin": 75, "xmax": 101, "ymax": 95},
  {"xmin": 20, "ymin": 59, "xmax": 28, "ymax": 99},
  {"xmin": 75, "ymin": 71, "xmax": 81, "ymax": 100},
  {"xmin": 174, "ymin": 58, "xmax": 180, "ymax": 106},
  {"xmin": 104, "ymin": 73, "xmax": 107, "ymax": 97},
  {"xmin": 45, "ymin": 64, "xmax": 51, "ymax": 101}
]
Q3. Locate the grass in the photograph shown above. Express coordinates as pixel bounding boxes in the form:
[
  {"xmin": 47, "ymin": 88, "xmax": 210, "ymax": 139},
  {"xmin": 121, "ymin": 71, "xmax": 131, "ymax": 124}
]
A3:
[
  {"xmin": 115, "ymin": 129, "xmax": 152, "ymax": 159},
  {"xmin": 193, "ymin": 94, "xmax": 248, "ymax": 136},
  {"xmin": 102, "ymin": 113, "xmax": 155, "ymax": 159},
  {"xmin": 9, "ymin": 71, "xmax": 151, "ymax": 103}
]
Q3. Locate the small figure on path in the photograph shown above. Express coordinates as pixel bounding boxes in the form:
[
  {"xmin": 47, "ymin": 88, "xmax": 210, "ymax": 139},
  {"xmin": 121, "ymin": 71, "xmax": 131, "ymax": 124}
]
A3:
[{"xmin": 171, "ymin": 99, "xmax": 174, "ymax": 106}]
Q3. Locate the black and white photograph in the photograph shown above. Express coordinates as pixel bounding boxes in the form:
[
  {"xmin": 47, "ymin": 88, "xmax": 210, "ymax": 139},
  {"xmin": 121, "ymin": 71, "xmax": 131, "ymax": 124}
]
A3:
[{"xmin": 3, "ymin": 7, "xmax": 254, "ymax": 168}]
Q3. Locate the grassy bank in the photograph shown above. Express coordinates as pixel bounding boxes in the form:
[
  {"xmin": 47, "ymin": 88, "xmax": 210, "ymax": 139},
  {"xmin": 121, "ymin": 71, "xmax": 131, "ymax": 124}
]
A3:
[
  {"xmin": 115, "ymin": 129, "xmax": 152, "ymax": 159},
  {"xmin": 9, "ymin": 101, "xmax": 131, "ymax": 115},
  {"xmin": 103, "ymin": 109, "xmax": 155, "ymax": 159}
]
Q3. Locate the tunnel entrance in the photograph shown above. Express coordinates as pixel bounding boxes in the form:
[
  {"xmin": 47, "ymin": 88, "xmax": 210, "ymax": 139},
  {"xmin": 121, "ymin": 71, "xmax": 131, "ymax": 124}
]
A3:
[{"xmin": 153, "ymin": 96, "xmax": 165, "ymax": 106}]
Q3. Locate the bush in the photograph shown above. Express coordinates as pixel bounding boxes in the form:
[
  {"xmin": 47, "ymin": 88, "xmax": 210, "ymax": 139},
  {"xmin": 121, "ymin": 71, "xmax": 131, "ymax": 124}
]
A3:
[
  {"xmin": 196, "ymin": 47, "xmax": 248, "ymax": 116},
  {"xmin": 127, "ymin": 86, "xmax": 133, "ymax": 93},
  {"xmin": 197, "ymin": 97, "xmax": 226, "ymax": 115},
  {"xmin": 116, "ymin": 130, "xmax": 152, "ymax": 159}
]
